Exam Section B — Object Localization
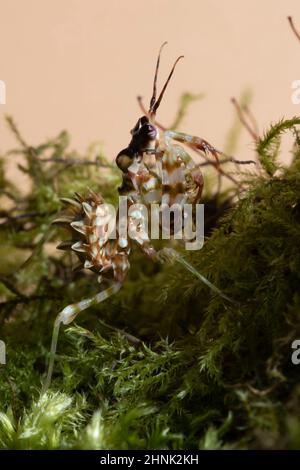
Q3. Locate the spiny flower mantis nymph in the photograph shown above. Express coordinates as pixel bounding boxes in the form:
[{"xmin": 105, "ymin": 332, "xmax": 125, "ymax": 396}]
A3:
[{"xmin": 43, "ymin": 43, "xmax": 241, "ymax": 394}]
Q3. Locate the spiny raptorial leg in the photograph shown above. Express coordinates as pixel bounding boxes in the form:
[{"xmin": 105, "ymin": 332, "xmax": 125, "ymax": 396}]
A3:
[{"xmin": 164, "ymin": 130, "xmax": 221, "ymax": 163}]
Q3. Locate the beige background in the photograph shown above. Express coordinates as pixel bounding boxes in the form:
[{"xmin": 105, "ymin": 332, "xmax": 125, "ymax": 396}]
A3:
[{"xmin": 1, "ymin": 0, "xmax": 300, "ymax": 173}]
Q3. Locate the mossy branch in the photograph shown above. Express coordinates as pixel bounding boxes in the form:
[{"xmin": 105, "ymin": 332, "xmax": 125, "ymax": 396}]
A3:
[{"xmin": 256, "ymin": 117, "xmax": 300, "ymax": 175}]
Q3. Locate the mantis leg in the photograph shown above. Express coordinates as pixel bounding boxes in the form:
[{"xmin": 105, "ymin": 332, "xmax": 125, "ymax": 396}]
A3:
[
  {"xmin": 156, "ymin": 247, "xmax": 238, "ymax": 305},
  {"xmin": 164, "ymin": 130, "xmax": 220, "ymax": 163},
  {"xmin": 42, "ymin": 281, "xmax": 122, "ymax": 394}
]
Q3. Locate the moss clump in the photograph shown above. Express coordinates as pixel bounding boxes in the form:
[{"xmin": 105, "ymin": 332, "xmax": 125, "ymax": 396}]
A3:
[{"xmin": 1, "ymin": 112, "xmax": 300, "ymax": 450}]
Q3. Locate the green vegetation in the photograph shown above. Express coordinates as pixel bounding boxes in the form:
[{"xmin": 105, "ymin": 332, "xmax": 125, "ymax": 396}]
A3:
[{"xmin": 1, "ymin": 105, "xmax": 300, "ymax": 449}]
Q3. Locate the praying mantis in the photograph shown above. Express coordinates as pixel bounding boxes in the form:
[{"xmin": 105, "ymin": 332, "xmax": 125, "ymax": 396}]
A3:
[{"xmin": 43, "ymin": 43, "xmax": 244, "ymax": 393}]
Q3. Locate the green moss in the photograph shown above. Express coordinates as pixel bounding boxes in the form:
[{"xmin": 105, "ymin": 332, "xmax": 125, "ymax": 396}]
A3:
[{"xmin": 1, "ymin": 113, "xmax": 300, "ymax": 449}]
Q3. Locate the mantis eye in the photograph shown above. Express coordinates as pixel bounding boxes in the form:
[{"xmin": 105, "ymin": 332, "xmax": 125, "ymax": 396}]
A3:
[
  {"xmin": 140, "ymin": 116, "xmax": 149, "ymax": 125},
  {"xmin": 130, "ymin": 116, "xmax": 149, "ymax": 136}
]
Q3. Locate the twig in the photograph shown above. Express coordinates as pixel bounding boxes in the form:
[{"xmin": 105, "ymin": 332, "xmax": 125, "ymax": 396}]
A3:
[
  {"xmin": 0, "ymin": 211, "xmax": 47, "ymax": 225},
  {"xmin": 0, "ymin": 274, "xmax": 26, "ymax": 298},
  {"xmin": 231, "ymin": 97, "xmax": 259, "ymax": 141},
  {"xmin": 0, "ymin": 293, "xmax": 60, "ymax": 308},
  {"xmin": 198, "ymin": 157, "xmax": 255, "ymax": 167},
  {"xmin": 243, "ymin": 104, "xmax": 259, "ymax": 136},
  {"xmin": 98, "ymin": 319, "xmax": 142, "ymax": 346},
  {"xmin": 288, "ymin": 16, "xmax": 300, "ymax": 43},
  {"xmin": 246, "ymin": 382, "xmax": 279, "ymax": 397},
  {"xmin": 0, "ymin": 190, "xmax": 19, "ymax": 201},
  {"xmin": 39, "ymin": 157, "xmax": 113, "ymax": 168}
]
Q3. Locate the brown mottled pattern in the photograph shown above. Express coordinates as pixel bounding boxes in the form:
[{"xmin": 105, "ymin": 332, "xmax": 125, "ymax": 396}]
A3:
[
  {"xmin": 55, "ymin": 127, "xmax": 204, "ymax": 290},
  {"xmin": 162, "ymin": 183, "xmax": 185, "ymax": 197},
  {"xmin": 54, "ymin": 190, "xmax": 130, "ymax": 284},
  {"xmin": 120, "ymin": 136, "xmax": 203, "ymax": 209}
]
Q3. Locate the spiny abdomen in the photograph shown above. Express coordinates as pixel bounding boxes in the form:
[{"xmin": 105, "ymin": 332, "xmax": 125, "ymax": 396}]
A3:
[{"xmin": 53, "ymin": 190, "xmax": 130, "ymax": 283}]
